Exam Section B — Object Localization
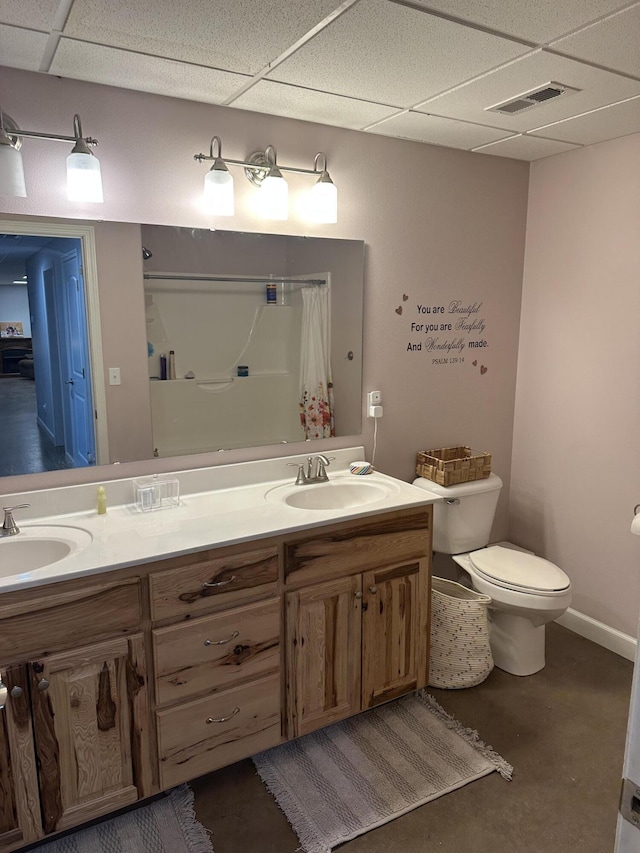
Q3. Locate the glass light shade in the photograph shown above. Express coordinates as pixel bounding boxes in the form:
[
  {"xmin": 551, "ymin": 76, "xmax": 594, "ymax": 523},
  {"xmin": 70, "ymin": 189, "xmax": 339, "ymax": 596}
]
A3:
[
  {"xmin": 0, "ymin": 143, "xmax": 27, "ymax": 197},
  {"xmin": 67, "ymin": 150, "xmax": 103, "ymax": 202},
  {"xmin": 203, "ymin": 166, "xmax": 234, "ymax": 216},
  {"xmin": 260, "ymin": 173, "xmax": 288, "ymax": 220},
  {"xmin": 309, "ymin": 178, "xmax": 337, "ymax": 224}
]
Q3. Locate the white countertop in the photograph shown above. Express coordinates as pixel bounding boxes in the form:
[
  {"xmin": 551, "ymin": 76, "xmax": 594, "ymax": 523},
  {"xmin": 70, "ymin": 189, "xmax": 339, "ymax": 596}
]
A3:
[{"xmin": 0, "ymin": 448, "xmax": 437, "ymax": 593}]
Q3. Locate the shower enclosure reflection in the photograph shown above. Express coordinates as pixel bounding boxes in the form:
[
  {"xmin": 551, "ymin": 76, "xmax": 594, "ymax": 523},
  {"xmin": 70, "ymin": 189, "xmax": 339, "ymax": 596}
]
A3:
[{"xmin": 141, "ymin": 225, "xmax": 363, "ymax": 458}]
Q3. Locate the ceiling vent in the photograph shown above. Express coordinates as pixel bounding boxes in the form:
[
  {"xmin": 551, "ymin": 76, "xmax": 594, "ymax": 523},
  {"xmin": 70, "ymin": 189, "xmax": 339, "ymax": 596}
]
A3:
[{"xmin": 487, "ymin": 82, "xmax": 580, "ymax": 116}]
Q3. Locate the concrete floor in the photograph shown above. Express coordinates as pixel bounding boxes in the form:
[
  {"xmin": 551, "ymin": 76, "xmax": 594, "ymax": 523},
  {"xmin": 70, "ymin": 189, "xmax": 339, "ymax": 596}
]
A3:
[{"xmin": 191, "ymin": 623, "xmax": 633, "ymax": 853}]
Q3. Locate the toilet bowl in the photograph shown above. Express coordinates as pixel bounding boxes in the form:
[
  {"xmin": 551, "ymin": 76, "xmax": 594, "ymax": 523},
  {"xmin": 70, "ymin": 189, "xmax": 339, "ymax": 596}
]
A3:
[
  {"xmin": 452, "ymin": 543, "xmax": 571, "ymax": 676},
  {"xmin": 412, "ymin": 474, "xmax": 572, "ymax": 676}
]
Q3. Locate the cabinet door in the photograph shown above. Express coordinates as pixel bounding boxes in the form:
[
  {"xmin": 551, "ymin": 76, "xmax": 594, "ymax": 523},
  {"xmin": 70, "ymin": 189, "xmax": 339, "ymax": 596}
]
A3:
[
  {"xmin": 286, "ymin": 575, "xmax": 362, "ymax": 737},
  {"xmin": 0, "ymin": 667, "xmax": 42, "ymax": 852},
  {"xmin": 29, "ymin": 634, "xmax": 151, "ymax": 835},
  {"xmin": 361, "ymin": 559, "xmax": 428, "ymax": 710}
]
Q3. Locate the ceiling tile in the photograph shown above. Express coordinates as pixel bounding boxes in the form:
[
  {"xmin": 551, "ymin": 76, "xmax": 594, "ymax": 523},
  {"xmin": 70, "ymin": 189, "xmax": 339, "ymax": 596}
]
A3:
[
  {"xmin": 0, "ymin": 0, "xmax": 60, "ymax": 30},
  {"xmin": 409, "ymin": 0, "xmax": 632, "ymax": 44},
  {"xmin": 529, "ymin": 96, "xmax": 640, "ymax": 144},
  {"xmin": 472, "ymin": 134, "xmax": 581, "ymax": 160},
  {"xmin": 63, "ymin": 0, "xmax": 343, "ymax": 75},
  {"xmin": 50, "ymin": 39, "xmax": 251, "ymax": 104},
  {"xmin": 550, "ymin": 4, "xmax": 640, "ymax": 78},
  {"xmin": 231, "ymin": 80, "xmax": 398, "ymax": 130},
  {"xmin": 268, "ymin": 0, "xmax": 529, "ymax": 108},
  {"xmin": 0, "ymin": 24, "xmax": 48, "ymax": 71},
  {"xmin": 419, "ymin": 50, "xmax": 640, "ymax": 131},
  {"xmin": 366, "ymin": 110, "xmax": 515, "ymax": 149}
]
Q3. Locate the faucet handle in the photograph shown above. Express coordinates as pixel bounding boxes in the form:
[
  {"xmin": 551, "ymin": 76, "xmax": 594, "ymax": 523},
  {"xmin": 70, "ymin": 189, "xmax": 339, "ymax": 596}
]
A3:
[
  {"xmin": 2, "ymin": 504, "xmax": 30, "ymax": 536},
  {"xmin": 286, "ymin": 463, "xmax": 308, "ymax": 486},
  {"xmin": 316, "ymin": 456, "xmax": 335, "ymax": 482}
]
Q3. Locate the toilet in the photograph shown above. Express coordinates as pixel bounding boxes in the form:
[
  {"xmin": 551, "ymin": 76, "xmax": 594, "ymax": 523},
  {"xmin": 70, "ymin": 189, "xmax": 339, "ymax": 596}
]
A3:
[{"xmin": 413, "ymin": 473, "xmax": 572, "ymax": 676}]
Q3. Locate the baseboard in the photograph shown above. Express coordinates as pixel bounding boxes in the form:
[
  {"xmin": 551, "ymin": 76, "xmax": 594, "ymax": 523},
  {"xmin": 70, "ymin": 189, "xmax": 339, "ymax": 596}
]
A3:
[{"xmin": 555, "ymin": 608, "xmax": 636, "ymax": 662}]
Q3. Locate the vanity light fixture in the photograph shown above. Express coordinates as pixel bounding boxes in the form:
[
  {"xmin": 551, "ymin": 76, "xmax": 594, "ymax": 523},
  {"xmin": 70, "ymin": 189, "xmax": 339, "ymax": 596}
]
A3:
[
  {"xmin": 0, "ymin": 108, "xmax": 103, "ymax": 203},
  {"xmin": 194, "ymin": 138, "xmax": 338, "ymax": 223},
  {"xmin": 309, "ymin": 153, "xmax": 338, "ymax": 224},
  {"xmin": 202, "ymin": 136, "xmax": 234, "ymax": 216}
]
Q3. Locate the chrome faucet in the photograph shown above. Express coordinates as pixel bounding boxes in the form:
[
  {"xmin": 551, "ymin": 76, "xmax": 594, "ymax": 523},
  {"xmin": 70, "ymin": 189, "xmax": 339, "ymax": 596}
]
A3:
[
  {"xmin": 287, "ymin": 455, "xmax": 334, "ymax": 485},
  {"xmin": 1, "ymin": 504, "xmax": 31, "ymax": 536},
  {"xmin": 306, "ymin": 454, "xmax": 333, "ymax": 483}
]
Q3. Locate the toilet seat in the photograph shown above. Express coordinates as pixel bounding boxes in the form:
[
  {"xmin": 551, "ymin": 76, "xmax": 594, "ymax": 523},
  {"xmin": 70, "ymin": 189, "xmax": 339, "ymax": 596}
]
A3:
[{"xmin": 469, "ymin": 545, "xmax": 571, "ymax": 596}]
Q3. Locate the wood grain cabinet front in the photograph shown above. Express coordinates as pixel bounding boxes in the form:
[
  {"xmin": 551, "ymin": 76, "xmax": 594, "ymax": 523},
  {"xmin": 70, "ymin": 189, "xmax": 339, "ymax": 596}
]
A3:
[
  {"xmin": 0, "ymin": 667, "xmax": 42, "ymax": 853},
  {"xmin": 156, "ymin": 672, "xmax": 281, "ymax": 789},
  {"xmin": 284, "ymin": 508, "xmax": 432, "ymax": 739},
  {"xmin": 0, "ymin": 634, "xmax": 152, "ymax": 851},
  {"xmin": 153, "ymin": 598, "xmax": 281, "ymax": 706},
  {"xmin": 149, "ymin": 544, "xmax": 279, "ymax": 623}
]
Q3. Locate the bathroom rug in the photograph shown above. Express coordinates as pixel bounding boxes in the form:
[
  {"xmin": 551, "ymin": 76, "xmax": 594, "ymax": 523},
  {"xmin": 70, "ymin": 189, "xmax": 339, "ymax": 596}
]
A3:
[
  {"xmin": 253, "ymin": 691, "xmax": 512, "ymax": 853},
  {"xmin": 35, "ymin": 785, "xmax": 213, "ymax": 853}
]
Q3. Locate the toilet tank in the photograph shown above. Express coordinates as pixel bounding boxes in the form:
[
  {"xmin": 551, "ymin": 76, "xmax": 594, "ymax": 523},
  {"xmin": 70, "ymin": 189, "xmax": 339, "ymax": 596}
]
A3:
[{"xmin": 412, "ymin": 473, "xmax": 503, "ymax": 554}]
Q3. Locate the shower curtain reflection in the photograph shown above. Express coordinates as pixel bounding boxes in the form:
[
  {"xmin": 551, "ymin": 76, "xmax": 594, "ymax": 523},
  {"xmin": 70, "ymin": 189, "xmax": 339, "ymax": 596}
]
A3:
[{"xmin": 299, "ymin": 284, "xmax": 334, "ymax": 440}]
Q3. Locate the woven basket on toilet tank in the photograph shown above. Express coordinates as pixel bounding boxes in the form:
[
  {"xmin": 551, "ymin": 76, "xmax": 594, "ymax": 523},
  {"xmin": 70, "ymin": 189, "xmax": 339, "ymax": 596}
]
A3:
[
  {"xmin": 429, "ymin": 577, "xmax": 494, "ymax": 689},
  {"xmin": 416, "ymin": 446, "xmax": 491, "ymax": 487}
]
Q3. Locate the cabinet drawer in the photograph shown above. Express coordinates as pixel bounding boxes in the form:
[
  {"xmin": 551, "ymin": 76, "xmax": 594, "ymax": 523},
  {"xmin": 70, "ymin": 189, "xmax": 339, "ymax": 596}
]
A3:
[
  {"xmin": 153, "ymin": 598, "xmax": 280, "ymax": 706},
  {"xmin": 149, "ymin": 545, "xmax": 279, "ymax": 623},
  {"xmin": 284, "ymin": 507, "xmax": 432, "ymax": 587},
  {"xmin": 157, "ymin": 673, "xmax": 281, "ymax": 789},
  {"xmin": 0, "ymin": 578, "xmax": 141, "ymax": 663}
]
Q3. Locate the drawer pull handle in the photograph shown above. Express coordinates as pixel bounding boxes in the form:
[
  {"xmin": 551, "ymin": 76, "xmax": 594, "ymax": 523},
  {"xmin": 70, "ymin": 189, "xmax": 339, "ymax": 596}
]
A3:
[
  {"xmin": 203, "ymin": 575, "xmax": 237, "ymax": 589},
  {"xmin": 204, "ymin": 630, "xmax": 240, "ymax": 647},
  {"xmin": 206, "ymin": 706, "xmax": 240, "ymax": 724}
]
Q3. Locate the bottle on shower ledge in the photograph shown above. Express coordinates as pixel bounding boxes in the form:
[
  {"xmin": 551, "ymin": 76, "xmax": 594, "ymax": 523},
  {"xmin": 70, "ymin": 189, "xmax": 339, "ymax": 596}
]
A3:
[
  {"xmin": 168, "ymin": 350, "xmax": 176, "ymax": 380},
  {"xmin": 159, "ymin": 353, "xmax": 167, "ymax": 380}
]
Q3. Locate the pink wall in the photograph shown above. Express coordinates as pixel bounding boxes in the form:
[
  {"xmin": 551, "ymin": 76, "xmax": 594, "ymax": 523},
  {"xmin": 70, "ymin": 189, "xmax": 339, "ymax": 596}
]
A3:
[
  {"xmin": 0, "ymin": 67, "xmax": 529, "ymax": 547},
  {"xmin": 510, "ymin": 133, "xmax": 640, "ymax": 636}
]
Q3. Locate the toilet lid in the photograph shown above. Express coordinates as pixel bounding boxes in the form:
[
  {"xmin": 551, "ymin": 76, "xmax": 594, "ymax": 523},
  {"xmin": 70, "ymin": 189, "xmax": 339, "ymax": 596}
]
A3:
[{"xmin": 469, "ymin": 545, "xmax": 570, "ymax": 593}]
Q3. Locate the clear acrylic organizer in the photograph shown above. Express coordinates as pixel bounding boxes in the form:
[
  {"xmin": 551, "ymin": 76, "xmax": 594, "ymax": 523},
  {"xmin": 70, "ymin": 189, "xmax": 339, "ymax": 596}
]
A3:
[{"xmin": 133, "ymin": 476, "xmax": 180, "ymax": 512}]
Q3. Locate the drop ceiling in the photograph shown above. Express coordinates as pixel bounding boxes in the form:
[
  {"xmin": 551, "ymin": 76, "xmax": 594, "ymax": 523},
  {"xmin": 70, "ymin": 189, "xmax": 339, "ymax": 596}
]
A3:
[{"xmin": 1, "ymin": 0, "xmax": 639, "ymax": 161}]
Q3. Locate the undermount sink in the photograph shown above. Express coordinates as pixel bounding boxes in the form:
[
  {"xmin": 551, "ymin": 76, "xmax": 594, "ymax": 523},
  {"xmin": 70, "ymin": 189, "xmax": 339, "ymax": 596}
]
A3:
[
  {"xmin": 0, "ymin": 525, "xmax": 93, "ymax": 577},
  {"xmin": 267, "ymin": 476, "xmax": 399, "ymax": 511}
]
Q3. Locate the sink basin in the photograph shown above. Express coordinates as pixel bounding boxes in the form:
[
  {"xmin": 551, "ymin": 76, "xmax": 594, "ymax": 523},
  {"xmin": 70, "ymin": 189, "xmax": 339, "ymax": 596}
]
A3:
[
  {"xmin": 267, "ymin": 477, "xmax": 398, "ymax": 511},
  {"xmin": 0, "ymin": 525, "xmax": 93, "ymax": 578}
]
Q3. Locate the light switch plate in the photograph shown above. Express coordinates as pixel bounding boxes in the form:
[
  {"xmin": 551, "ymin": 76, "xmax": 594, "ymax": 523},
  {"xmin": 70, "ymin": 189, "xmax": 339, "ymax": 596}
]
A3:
[{"xmin": 109, "ymin": 367, "xmax": 121, "ymax": 386}]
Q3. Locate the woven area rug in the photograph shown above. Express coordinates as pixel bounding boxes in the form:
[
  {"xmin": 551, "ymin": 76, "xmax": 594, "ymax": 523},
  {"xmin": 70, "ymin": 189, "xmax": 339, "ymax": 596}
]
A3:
[
  {"xmin": 37, "ymin": 785, "xmax": 213, "ymax": 853},
  {"xmin": 253, "ymin": 691, "xmax": 512, "ymax": 853}
]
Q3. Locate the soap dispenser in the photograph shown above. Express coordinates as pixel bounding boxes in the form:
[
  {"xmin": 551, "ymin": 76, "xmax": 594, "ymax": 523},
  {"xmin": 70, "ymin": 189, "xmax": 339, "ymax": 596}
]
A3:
[{"xmin": 97, "ymin": 485, "xmax": 107, "ymax": 515}]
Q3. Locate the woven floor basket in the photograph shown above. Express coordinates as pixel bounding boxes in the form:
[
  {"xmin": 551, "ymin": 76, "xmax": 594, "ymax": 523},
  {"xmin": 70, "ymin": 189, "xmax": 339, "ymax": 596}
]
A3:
[{"xmin": 429, "ymin": 577, "xmax": 494, "ymax": 689}]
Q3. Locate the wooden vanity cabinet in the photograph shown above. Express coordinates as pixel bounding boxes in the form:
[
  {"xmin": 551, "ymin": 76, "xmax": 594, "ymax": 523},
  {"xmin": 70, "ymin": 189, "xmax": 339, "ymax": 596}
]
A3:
[
  {"xmin": 284, "ymin": 506, "xmax": 432, "ymax": 738},
  {"xmin": 0, "ymin": 502, "xmax": 432, "ymax": 852},
  {"xmin": 0, "ymin": 577, "xmax": 151, "ymax": 852}
]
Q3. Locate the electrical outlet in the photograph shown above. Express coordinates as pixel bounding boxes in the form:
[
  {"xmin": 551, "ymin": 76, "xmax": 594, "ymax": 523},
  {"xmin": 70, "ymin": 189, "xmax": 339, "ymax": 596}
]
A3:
[{"xmin": 367, "ymin": 390, "xmax": 383, "ymax": 418}]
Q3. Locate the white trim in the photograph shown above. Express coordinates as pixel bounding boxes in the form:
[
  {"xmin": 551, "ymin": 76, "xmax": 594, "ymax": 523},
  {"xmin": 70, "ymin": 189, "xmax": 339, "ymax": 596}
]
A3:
[
  {"xmin": 556, "ymin": 607, "xmax": 636, "ymax": 662},
  {"xmin": 0, "ymin": 219, "xmax": 109, "ymax": 466}
]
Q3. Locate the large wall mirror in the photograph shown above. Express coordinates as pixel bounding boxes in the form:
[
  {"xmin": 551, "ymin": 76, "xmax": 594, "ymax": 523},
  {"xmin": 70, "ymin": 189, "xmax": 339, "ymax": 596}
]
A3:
[{"xmin": 0, "ymin": 217, "xmax": 364, "ymax": 479}]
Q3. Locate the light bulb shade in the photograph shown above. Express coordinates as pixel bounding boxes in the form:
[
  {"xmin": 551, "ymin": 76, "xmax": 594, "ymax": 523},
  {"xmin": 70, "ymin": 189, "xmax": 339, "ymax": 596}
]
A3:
[
  {"xmin": 0, "ymin": 142, "xmax": 27, "ymax": 197},
  {"xmin": 67, "ymin": 150, "xmax": 103, "ymax": 203},
  {"xmin": 309, "ymin": 175, "xmax": 337, "ymax": 223},
  {"xmin": 203, "ymin": 165, "xmax": 234, "ymax": 216},
  {"xmin": 260, "ymin": 172, "xmax": 288, "ymax": 220}
]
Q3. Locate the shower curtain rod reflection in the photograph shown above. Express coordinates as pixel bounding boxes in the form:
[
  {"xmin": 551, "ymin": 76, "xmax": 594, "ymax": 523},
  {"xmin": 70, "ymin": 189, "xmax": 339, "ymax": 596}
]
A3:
[{"xmin": 143, "ymin": 273, "xmax": 327, "ymax": 285}]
